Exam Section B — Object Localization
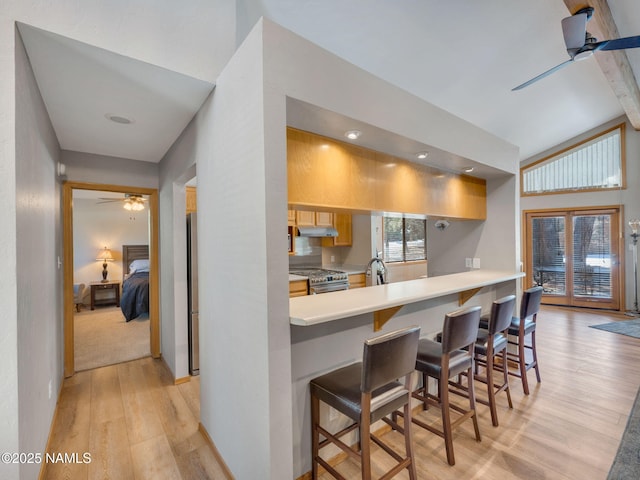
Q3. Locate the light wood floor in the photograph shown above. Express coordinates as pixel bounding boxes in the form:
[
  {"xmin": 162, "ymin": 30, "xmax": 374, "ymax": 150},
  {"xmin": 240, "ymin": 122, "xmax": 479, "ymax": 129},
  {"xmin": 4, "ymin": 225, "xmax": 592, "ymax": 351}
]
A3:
[
  {"xmin": 42, "ymin": 356, "xmax": 227, "ymax": 480},
  {"xmin": 44, "ymin": 306, "xmax": 640, "ymax": 479}
]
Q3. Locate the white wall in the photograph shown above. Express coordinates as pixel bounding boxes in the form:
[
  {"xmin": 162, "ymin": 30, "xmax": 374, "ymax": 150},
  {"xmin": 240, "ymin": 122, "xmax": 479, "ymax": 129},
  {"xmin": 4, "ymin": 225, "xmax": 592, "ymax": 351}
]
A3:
[
  {"xmin": 62, "ymin": 150, "xmax": 158, "ymax": 189},
  {"xmin": 14, "ymin": 28, "xmax": 62, "ymax": 480},
  {"xmin": 72, "ymin": 197, "xmax": 149, "ymax": 302},
  {"xmin": 521, "ymin": 116, "xmax": 640, "ymax": 310},
  {"xmin": 158, "ymin": 104, "xmax": 202, "ymax": 380},
  {"xmin": 0, "ymin": 22, "xmax": 20, "ymax": 480}
]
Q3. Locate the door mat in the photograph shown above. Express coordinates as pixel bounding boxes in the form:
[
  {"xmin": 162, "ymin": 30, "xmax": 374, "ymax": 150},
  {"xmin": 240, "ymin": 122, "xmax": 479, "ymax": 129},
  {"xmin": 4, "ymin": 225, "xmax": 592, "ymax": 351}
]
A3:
[
  {"xmin": 590, "ymin": 319, "xmax": 640, "ymax": 339},
  {"xmin": 608, "ymin": 386, "xmax": 640, "ymax": 479}
]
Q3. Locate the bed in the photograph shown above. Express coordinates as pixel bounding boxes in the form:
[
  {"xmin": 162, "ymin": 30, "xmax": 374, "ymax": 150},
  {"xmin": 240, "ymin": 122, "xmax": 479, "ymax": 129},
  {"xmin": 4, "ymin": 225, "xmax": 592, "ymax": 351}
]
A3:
[{"xmin": 121, "ymin": 244, "xmax": 150, "ymax": 321}]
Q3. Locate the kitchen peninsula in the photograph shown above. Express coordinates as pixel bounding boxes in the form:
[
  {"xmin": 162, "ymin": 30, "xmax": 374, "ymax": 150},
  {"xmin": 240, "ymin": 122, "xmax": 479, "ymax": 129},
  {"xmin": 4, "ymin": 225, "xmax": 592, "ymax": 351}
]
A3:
[
  {"xmin": 290, "ymin": 269, "xmax": 525, "ymax": 327},
  {"xmin": 289, "ymin": 269, "xmax": 524, "ymax": 476}
]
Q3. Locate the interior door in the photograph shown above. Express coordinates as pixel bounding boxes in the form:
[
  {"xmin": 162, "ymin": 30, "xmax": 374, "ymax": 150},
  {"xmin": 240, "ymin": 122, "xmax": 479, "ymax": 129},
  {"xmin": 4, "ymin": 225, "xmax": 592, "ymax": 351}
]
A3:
[{"xmin": 525, "ymin": 208, "xmax": 621, "ymax": 310}]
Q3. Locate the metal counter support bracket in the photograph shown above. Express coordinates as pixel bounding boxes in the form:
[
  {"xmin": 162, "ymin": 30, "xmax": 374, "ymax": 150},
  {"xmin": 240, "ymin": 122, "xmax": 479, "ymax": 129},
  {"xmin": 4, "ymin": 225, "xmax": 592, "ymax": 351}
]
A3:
[
  {"xmin": 373, "ymin": 305, "xmax": 404, "ymax": 331},
  {"xmin": 459, "ymin": 287, "xmax": 482, "ymax": 306}
]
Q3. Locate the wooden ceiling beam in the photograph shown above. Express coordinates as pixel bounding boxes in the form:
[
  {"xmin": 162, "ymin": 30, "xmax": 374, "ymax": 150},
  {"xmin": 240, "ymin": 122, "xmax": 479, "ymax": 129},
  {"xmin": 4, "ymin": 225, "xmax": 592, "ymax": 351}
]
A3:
[{"xmin": 563, "ymin": 0, "xmax": 640, "ymax": 129}]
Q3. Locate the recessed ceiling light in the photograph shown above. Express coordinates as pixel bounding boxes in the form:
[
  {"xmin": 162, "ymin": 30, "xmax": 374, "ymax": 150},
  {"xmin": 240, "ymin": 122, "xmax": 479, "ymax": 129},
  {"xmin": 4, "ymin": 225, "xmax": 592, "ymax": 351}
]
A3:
[
  {"xmin": 344, "ymin": 130, "xmax": 361, "ymax": 140},
  {"xmin": 462, "ymin": 167, "xmax": 474, "ymax": 173},
  {"xmin": 416, "ymin": 152, "xmax": 429, "ymax": 159},
  {"xmin": 105, "ymin": 113, "xmax": 134, "ymax": 125}
]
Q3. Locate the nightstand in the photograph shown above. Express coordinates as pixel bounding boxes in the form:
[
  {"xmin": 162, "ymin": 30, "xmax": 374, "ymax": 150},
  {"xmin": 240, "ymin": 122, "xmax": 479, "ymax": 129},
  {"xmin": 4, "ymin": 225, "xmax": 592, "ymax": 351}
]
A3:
[{"xmin": 90, "ymin": 281, "xmax": 121, "ymax": 310}]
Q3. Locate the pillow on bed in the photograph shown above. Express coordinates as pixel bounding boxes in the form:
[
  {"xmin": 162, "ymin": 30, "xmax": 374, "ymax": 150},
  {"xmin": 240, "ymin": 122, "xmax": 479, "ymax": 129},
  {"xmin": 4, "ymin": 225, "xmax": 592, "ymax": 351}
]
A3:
[{"xmin": 129, "ymin": 259, "xmax": 150, "ymax": 274}]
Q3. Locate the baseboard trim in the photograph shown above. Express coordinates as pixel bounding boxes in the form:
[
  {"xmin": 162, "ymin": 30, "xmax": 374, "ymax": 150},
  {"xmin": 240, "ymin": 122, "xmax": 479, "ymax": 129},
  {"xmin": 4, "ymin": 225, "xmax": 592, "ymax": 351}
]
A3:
[
  {"xmin": 198, "ymin": 422, "xmax": 235, "ymax": 479},
  {"xmin": 159, "ymin": 356, "xmax": 192, "ymax": 385},
  {"xmin": 38, "ymin": 380, "xmax": 65, "ymax": 480}
]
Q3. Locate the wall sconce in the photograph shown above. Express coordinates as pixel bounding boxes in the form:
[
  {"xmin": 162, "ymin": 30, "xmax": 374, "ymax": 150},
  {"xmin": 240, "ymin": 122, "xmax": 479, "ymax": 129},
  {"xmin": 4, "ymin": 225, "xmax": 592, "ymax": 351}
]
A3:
[{"xmin": 96, "ymin": 246, "xmax": 114, "ymax": 283}]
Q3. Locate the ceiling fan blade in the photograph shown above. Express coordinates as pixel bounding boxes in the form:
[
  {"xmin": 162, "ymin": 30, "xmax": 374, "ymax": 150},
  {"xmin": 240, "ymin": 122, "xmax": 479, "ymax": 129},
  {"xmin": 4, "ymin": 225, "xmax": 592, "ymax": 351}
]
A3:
[
  {"xmin": 562, "ymin": 12, "xmax": 589, "ymax": 51},
  {"xmin": 595, "ymin": 35, "xmax": 640, "ymax": 51},
  {"xmin": 512, "ymin": 59, "xmax": 573, "ymax": 91}
]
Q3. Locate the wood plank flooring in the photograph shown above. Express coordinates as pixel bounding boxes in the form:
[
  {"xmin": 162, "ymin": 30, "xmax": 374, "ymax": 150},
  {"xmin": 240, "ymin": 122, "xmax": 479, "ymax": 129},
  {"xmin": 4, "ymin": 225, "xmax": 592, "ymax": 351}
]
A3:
[
  {"xmin": 315, "ymin": 306, "xmax": 640, "ymax": 480},
  {"xmin": 42, "ymin": 357, "xmax": 227, "ymax": 480},
  {"xmin": 44, "ymin": 306, "xmax": 640, "ymax": 479}
]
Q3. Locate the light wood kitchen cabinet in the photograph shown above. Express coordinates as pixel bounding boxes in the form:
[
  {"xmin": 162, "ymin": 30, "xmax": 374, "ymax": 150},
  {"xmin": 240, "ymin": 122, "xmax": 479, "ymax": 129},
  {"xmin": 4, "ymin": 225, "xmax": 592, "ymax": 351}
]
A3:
[
  {"xmin": 322, "ymin": 213, "xmax": 352, "ymax": 247},
  {"xmin": 295, "ymin": 210, "xmax": 316, "ymax": 227},
  {"xmin": 288, "ymin": 209, "xmax": 296, "ymax": 225},
  {"xmin": 289, "ymin": 280, "xmax": 308, "ymax": 297},
  {"xmin": 295, "ymin": 210, "xmax": 334, "ymax": 228},
  {"xmin": 186, "ymin": 186, "xmax": 197, "ymax": 214},
  {"xmin": 315, "ymin": 211, "xmax": 334, "ymax": 227},
  {"xmin": 348, "ymin": 273, "xmax": 366, "ymax": 289}
]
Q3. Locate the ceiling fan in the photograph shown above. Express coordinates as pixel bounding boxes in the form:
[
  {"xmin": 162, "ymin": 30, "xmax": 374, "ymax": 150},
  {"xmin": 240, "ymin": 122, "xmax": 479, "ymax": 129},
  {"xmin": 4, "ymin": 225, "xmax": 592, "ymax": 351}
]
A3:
[
  {"xmin": 97, "ymin": 193, "xmax": 147, "ymax": 211},
  {"xmin": 512, "ymin": 7, "xmax": 640, "ymax": 91}
]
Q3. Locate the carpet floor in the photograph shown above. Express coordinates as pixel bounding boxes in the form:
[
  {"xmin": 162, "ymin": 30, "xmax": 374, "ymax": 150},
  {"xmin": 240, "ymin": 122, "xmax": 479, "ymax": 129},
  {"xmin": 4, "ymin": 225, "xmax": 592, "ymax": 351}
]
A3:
[
  {"xmin": 74, "ymin": 306, "xmax": 150, "ymax": 371},
  {"xmin": 589, "ymin": 319, "xmax": 640, "ymax": 339},
  {"xmin": 608, "ymin": 386, "xmax": 640, "ymax": 479}
]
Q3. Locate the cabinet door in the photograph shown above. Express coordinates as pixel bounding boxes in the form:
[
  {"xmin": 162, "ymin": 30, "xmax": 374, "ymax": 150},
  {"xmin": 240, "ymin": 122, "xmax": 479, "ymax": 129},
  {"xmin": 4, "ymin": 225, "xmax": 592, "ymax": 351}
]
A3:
[
  {"xmin": 296, "ymin": 211, "xmax": 316, "ymax": 226},
  {"xmin": 289, "ymin": 280, "xmax": 308, "ymax": 297},
  {"xmin": 322, "ymin": 213, "xmax": 352, "ymax": 247},
  {"xmin": 288, "ymin": 209, "xmax": 296, "ymax": 226},
  {"xmin": 315, "ymin": 211, "xmax": 334, "ymax": 227},
  {"xmin": 186, "ymin": 187, "xmax": 197, "ymax": 214},
  {"xmin": 348, "ymin": 273, "xmax": 366, "ymax": 289}
]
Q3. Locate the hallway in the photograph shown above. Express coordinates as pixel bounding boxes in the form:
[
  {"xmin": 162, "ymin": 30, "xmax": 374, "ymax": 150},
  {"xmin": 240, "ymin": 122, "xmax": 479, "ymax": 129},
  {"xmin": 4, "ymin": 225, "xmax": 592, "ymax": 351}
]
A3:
[{"xmin": 42, "ymin": 357, "xmax": 227, "ymax": 479}]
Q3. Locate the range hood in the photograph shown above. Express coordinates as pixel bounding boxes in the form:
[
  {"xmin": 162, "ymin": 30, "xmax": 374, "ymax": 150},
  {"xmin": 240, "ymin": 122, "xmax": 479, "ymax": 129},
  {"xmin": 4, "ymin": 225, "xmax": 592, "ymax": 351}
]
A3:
[{"xmin": 296, "ymin": 226, "xmax": 338, "ymax": 237}]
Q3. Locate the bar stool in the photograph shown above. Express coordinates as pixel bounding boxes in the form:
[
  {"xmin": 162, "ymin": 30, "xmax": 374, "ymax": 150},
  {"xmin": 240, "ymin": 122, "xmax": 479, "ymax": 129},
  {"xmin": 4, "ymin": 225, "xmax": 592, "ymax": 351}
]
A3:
[
  {"xmin": 507, "ymin": 286, "xmax": 543, "ymax": 395},
  {"xmin": 451, "ymin": 295, "xmax": 516, "ymax": 427},
  {"xmin": 310, "ymin": 326, "xmax": 420, "ymax": 479},
  {"xmin": 411, "ymin": 306, "xmax": 481, "ymax": 466}
]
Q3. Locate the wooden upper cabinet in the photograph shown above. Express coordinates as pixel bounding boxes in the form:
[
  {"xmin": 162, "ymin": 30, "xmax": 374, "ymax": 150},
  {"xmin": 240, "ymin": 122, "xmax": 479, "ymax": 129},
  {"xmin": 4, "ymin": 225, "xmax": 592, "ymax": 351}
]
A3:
[
  {"xmin": 288, "ymin": 209, "xmax": 296, "ymax": 226},
  {"xmin": 186, "ymin": 187, "xmax": 197, "ymax": 214},
  {"xmin": 322, "ymin": 213, "xmax": 352, "ymax": 247},
  {"xmin": 315, "ymin": 212, "xmax": 333, "ymax": 227},
  {"xmin": 295, "ymin": 210, "xmax": 316, "ymax": 226},
  {"xmin": 287, "ymin": 127, "xmax": 486, "ymax": 220}
]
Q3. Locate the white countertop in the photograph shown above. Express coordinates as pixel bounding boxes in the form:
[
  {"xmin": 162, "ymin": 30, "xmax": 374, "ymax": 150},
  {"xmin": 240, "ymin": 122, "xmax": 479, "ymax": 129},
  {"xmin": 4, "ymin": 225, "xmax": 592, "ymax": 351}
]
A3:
[{"xmin": 290, "ymin": 269, "xmax": 524, "ymax": 326}]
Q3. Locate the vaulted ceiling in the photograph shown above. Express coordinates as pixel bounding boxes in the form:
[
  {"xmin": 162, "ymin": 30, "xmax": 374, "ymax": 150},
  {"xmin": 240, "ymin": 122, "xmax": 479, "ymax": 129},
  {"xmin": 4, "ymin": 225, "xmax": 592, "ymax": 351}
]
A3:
[{"xmin": 17, "ymin": 0, "xmax": 640, "ymax": 173}]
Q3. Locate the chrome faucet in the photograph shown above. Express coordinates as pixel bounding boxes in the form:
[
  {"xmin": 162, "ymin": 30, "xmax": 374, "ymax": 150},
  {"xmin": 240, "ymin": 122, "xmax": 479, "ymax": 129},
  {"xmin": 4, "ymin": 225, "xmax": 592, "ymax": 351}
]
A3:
[{"xmin": 365, "ymin": 257, "xmax": 388, "ymax": 286}]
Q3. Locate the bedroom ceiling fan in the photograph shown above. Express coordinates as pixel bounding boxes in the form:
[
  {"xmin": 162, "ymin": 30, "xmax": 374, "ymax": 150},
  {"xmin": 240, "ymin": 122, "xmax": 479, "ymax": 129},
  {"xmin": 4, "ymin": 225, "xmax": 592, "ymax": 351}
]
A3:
[
  {"xmin": 512, "ymin": 7, "xmax": 640, "ymax": 91},
  {"xmin": 97, "ymin": 193, "xmax": 147, "ymax": 211}
]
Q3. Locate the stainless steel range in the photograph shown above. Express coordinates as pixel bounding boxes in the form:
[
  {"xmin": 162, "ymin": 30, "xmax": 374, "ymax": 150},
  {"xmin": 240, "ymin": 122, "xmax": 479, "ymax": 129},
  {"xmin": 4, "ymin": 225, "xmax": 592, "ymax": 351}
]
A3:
[{"xmin": 290, "ymin": 268, "xmax": 350, "ymax": 294}]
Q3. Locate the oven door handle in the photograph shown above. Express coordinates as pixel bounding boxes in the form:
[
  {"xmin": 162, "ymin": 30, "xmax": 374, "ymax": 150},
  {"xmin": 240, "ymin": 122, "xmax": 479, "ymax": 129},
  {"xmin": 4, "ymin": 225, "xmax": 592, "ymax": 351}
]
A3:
[{"xmin": 310, "ymin": 283, "xmax": 350, "ymax": 294}]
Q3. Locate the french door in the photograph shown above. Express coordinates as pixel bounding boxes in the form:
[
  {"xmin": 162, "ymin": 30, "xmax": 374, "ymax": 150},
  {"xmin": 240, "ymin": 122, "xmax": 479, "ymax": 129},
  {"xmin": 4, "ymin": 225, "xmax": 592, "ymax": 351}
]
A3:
[{"xmin": 524, "ymin": 208, "xmax": 622, "ymax": 310}]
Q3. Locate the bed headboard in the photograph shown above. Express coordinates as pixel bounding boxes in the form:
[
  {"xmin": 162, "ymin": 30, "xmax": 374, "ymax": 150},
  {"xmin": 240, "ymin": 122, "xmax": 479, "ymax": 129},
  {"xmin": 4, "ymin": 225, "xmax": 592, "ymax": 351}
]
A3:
[{"xmin": 122, "ymin": 244, "xmax": 149, "ymax": 281}]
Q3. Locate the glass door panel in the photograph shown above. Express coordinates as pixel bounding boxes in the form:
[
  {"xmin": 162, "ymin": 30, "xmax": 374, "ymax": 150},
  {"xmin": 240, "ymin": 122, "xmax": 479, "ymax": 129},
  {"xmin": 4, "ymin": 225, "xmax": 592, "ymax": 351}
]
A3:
[
  {"xmin": 571, "ymin": 212, "xmax": 619, "ymax": 309},
  {"xmin": 531, "ymin": 216, "xmax": 567, "ymax": 297}
]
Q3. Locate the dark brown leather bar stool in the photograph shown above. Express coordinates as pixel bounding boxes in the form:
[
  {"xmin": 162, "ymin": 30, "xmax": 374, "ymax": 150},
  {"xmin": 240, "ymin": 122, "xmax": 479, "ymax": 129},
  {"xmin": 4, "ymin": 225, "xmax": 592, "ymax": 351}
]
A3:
[
  {"xmin": 310, "ymin": 326, "xmax": 420, "ymax": 480},
  {"xmin": 507, "ymin": 286, "xmax": 543, "ymax": 395},
  {"xmin": 452, "ymin": 295, "xmax": 516, "ymax": 427},
  {"xmin": 411, "ymin": 306, "xmax": 482, "ymax": 466}
]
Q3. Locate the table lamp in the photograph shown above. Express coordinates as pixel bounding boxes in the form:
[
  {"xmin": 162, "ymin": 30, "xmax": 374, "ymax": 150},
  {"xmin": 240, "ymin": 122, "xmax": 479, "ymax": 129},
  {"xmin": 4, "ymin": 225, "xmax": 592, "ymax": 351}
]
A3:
[{"xmin": 96, "ymin": 246, "xmax": 114, "ymax": 283}]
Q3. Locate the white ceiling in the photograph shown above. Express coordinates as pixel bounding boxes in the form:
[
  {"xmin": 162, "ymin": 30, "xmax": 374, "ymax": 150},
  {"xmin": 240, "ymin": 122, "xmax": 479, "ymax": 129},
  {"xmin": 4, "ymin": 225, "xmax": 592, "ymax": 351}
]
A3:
[
  {"xmin": 16, "ymin": 1, "xmax": 640, "ymax": 172},
  {"xmin": 17, "ymin": 23, "xmax": 214, "ymax": 163}
]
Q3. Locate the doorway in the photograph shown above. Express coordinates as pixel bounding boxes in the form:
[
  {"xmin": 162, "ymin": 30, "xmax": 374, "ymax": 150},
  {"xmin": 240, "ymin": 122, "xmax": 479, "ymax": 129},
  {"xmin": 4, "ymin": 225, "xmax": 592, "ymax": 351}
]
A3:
[
  {"xmin": 524, "ymin": 207, "xmax": 623, "ymax": 310},
  {"xmin": 63, "ymin": 181, "xmax": 160, "ymax": 377}
]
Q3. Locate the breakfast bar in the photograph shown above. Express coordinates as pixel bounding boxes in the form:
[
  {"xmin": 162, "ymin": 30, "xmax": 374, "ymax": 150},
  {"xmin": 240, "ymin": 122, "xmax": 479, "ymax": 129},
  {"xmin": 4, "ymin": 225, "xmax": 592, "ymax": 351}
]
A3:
[
  {"xmin": 290, "ymin": 269, "xmax": 525, "ymax": 328},
  {"xmin": 289, "ymin": 269, "xmax": 524, "ymax": 477}
]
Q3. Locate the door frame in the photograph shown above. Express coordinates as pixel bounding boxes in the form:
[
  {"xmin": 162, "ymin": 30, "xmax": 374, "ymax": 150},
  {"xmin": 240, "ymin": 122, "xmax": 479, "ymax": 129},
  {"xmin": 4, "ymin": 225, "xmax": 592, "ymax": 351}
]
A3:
[
  {"xmin": 63, "ymin": 181, "xmax": 160, "ymax": 377},
  {"xmin": 523, "ymin": 205, "xmax": 625, "ymax": 311}
]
